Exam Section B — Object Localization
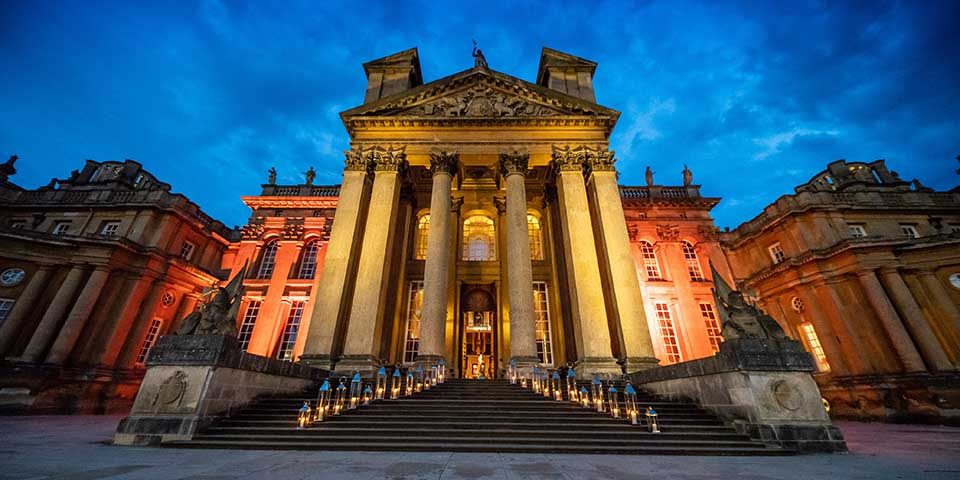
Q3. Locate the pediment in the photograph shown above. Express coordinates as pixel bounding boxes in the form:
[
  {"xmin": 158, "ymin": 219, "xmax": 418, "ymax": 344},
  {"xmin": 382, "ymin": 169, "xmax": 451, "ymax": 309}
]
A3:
[{"xmin": 342, "ymin": 69, "xmax": 619, "ymax": 120}]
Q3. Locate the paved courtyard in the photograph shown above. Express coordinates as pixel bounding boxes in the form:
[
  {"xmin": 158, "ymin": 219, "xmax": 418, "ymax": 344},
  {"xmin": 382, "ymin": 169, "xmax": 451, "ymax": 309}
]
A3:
[{"xmin": 0, "ymin": 416, "xmax": 958, "ymax": 479}]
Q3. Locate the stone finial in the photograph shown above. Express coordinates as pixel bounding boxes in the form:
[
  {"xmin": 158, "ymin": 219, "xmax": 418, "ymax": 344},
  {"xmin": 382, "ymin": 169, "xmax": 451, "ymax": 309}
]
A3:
[
  {"xmin": 429, "ymin": 150, "xmax": 460, "ymax": 176},
  {"xmin": 499, "ymin": 149, "xmax": 529, "ymax": 177}
]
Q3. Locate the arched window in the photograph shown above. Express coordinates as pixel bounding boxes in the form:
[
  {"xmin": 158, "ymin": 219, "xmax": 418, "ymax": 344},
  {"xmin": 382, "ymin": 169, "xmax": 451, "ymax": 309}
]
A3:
[
  {"xmin": 255, "ymin": 240, "xmax": 279, "ymax": 279},
  {"xmin": 414, "ymin": 215, "xmax": 430, "ymax": 260},
  {"xmin": 462, "ymin": 215, "xmax": 496, "ymax": 261},
  {"xmin": 527, "ymin": 214, "xmax": 543, "ymax": 261},
  {"xmin": 682, "ymin": 241, "xmax": 704, "ymax": 281},
  {"xmin": 297, "ymin": 240, "xmax": 320, "ymax": 279},
  {"xmin": 638, "ymin": 241, "xmax": 662, "ymax": 280}
]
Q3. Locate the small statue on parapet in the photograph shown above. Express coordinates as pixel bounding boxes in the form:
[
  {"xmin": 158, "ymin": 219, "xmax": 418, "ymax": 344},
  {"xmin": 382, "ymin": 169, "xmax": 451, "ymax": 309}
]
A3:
[
  {"xmin": 176, "ymin": 261, "xmax": 248, "ymax": 337},
  {"xmin": 682, "ymin": 165, "xmax": 693, "ymax": 186},
  {"xmin": 645, "ymin": 166, "xmax": 655, "ymax": 187},
  {"xmin": 472, "ymin": 40, "xmax": 488, "ymax": 68},
  {"xmin": 267, "ymin": 167, "xmax": 277, "ymax": 185},
  {"xmin": 710, "ymin": 262, "xmax": 786, "ymax": 340}
]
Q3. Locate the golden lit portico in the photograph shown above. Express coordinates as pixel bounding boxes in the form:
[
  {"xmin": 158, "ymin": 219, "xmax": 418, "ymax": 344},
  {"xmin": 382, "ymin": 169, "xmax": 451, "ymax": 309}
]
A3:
[{"xmin": 299, "ymin": 47, "xmax": 658, "ymax": 378}]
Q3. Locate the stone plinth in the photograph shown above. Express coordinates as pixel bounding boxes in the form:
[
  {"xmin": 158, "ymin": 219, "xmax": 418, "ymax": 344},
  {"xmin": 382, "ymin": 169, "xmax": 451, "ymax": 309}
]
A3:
[
  {"xmin": 630, "ymin": 339, "xmax": 847, "ymax": 453},
  {"xmin": 114, "ymin": 335, "xmax": 326, "ymax": 446}
]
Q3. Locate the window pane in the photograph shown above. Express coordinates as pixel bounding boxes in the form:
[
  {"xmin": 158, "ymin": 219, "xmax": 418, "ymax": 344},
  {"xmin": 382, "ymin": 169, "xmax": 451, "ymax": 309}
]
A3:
[
  {"xmin": 527, "ymin": 215, "xmax": 543, "ymax": 261},
  {"xmin": 699, "ymin": 303, "xmax": 722, "ymax": 352},
  {"xmin": 655, "ymin": 303, "xmax": 682, "ymax": 364},
  {"xmin": 298, "ymin": 241, "xmax": 320, "ymax": 279},
  {"xmin": 682, "ymin": 241, "xmax": 704, "ymax": 281},
  {"xmin": 135, "ymin": 318, "xmax": 163, "ymax": 365},
  {"xmin": 639, "ymin": 241, "xmax": 662, "ymax": 280},
  {"xmin": 276, "ymin": 301, "xmax": 305, "ymax": 361},
  {"xmin": 800, "ymin": 323, "xmax": 830, "ymax": 372},
  {"xmin": 403, "ymin": 282, "xmax": 424, "ymax": 363},
  {"xmin": 533, "ymin": 282, "xmax": 553, "ymax": 365},
  {"xmin": 256, "ymin": 241, "xmax": 278, "ymax": 279},
  {"xmin": 415, "ymin": 215, "xmax": 430, "ymax": 260},
  {"xmin": 237, "ymin": 300, "xmax": 261, "ymax": 351},
  {"xmin": 462, "ymin": 216, "xmax": 496, "ymax": 261}
]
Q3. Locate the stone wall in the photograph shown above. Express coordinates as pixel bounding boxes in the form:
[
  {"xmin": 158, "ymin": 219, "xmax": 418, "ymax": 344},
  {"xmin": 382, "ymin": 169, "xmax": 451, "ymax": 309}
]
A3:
[{"xmin": 114, "ymin": 334, "xmax": 326, "ymax": 445}]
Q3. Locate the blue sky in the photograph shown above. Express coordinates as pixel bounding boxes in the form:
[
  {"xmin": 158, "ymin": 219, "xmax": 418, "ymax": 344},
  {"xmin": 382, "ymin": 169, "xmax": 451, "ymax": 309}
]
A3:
[{"xmin": 1, "ymin": 0, "xmax": 957, "ymax": 228}]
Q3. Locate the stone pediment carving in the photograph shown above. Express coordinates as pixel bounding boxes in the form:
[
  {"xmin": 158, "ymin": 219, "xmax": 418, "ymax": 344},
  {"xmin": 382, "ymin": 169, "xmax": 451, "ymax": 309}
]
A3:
[{"xmin": 343, "ymin": 70, "xmax": 618, "ymax": 120}]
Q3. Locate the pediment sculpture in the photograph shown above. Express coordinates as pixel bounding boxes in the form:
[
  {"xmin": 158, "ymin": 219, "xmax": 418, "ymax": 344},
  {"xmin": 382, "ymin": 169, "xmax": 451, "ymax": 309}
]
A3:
[{"xmin": 403, "ymin": 85, "xmax": 560, "ymax": 117}]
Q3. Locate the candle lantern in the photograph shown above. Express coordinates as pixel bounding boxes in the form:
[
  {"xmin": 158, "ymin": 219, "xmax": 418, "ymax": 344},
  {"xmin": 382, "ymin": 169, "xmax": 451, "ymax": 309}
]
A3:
[
  {"xmin": 297, "ymin": 401, "xmax": 312, "ymax": 429},
  {"xmin": 333, "ymin": 377, "xmax": 347, "ymax": 415},
  {"xmin": 541, "ymin": 369, "xmax": 550, "ymax": 397},
  {"xmin": 509, "ymin": 359, "xmax": 517, "ymax": 384},
  {"xmin": 566, "ymin": 366, "xmax": 577, "ymax": 403},
  {"xmin": 429, "ymin": 362, "xmax": 438, "ymax": 387},
  {"xmin": 579, "ymin": 386, "xmax": 590, "ymax": 408},
  {"xmin": 531, "ymin": 366, "xmax": 540, "ymax": 392},
  {"xmin": 414, "ymin": 364, "xmax": 425, "ymax": 392},
  {"xmin": 607, "ymin": 385, "xmax": 620, "ymax": 418},
  {"xmin": 437, "ymin": 358, "xmax": 446, "ymax": 384},
  {"xmin": 315, "ymin": 379, "xmax": 331, "ymax": 422},
  {"xmin": 391, "ymin": 367, "xmax": 402, "ymax": 399},
  {"xmin": 645, "ymin": 406, "xmax": 660, "ymax": 433},
  {"xmin": 349, "ymin": 372, "xmax": 362, "ymax": 409},
  {"xmin": 551, "ymin": 371, "xmax": 562, "ymax": 401},
  {"xmin": 624, "ymin": 381, "xmax": 639, "ymax": 425},
  {"xmin": 362, "ymin": 384, "xmax": 373, "ymax": 405},
  {"xmin": 591, "ymin": 374, "xmax": 604, "ymax": 412},
  {"xmin": 375, "ymin": 366, "xmax": 387, "ymax": 401},
  {"xmin": 405, "ymin": 369, "xmax": 414, "ymax": 396}
]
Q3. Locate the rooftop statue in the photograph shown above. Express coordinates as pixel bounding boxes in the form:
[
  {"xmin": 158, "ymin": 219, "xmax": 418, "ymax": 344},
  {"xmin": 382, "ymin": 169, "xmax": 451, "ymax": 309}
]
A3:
[
  {"xmin": 682, "ymin": 164, "xmax": 693, "ymax": 186},
  {"xmin": 176, "ymin": 261, "xmax": 248, "ymax": 337},
  {"xmin": 305, "ymin": 166, "xmax": 316, "ymax": 186},
  {"xmin": 267, "ymin": 167, "xmax": 277, "ymax": 185},
  {"xmin": 710, "ymin": 262, "xmax": 786, "ymax": 340},
  {"xmin": 472, "ymin": 40, "xmax": 488, "ymax": 68},
  {"xmin": 645, "ymin": 166, "xmax": 655, "ymax": 187}
]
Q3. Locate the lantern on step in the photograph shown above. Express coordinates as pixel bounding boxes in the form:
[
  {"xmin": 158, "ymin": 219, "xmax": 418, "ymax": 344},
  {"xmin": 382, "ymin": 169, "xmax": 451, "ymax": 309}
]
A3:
[
  {"xmin": 375, "ymin": 366, "xmax": 387, "ymax": 401},
  {"xmin": 551, "ymin": 371, "xmax": 562, "ymax": 401},
  {"xmin": 591, "ymin": 374, "xmax": 604, "ymax": 413},
  {"xmin": 297, "ymin": 401, "xmax": 311, "ymax": 429},
  {"xmin": 530, "ymin": 366, "xmax": 539, "ymax": 392},
  {"xmin": 566, "ymin": 366, "xmax": 577, "ymax": 403},
  {"xmin": 437, "ymin": 358, "xmax": 446, "ymax": 384},
  {"xmin": 645, "ymin": 406, "xmax": 660, "ymax": 433},
  {"xmin": 509, "ymin": 359, "xmax": 517, "ymax": 384},
  {"xmin": 579, "ymin": 386, "xmax": 590, "ymax": 408},
  {"xmin": 429, "ymin": 362, "xmax": 438, "ymax": 387},
  {"xmin": 607, "ymin": 385, "xmax": 620, "ymax": 418},
  {"xmin": 363, "ymin": 384, "xmax": 373, "ymax": 405},
  {"xmin": 624, "ymin": 381, "xmax": 639, "ymax": 425},
  {"xmin": 349, "ymin": 371, "xmax": 362, "ymax": 409},
  {"xmin": 391, "ymin": 366, "xmax": 402, "ymax": 399},
  {"xmin": 315, "ymin": 379, "xmax": 331, "ymax": 422},
  {"xmin": 414, "ymin": 364, "xmax": 425, "ymax": 392},
  {"xmin": 541, "ymin": 369, "xmax": 550, "ymax": 397},
  {"xmin": 333, "ymin": 377, "xmax": 347, "ymax": 415},
  {"xmin": 405, "ymin": 369, "xmax": 415, "ymax": 396}
]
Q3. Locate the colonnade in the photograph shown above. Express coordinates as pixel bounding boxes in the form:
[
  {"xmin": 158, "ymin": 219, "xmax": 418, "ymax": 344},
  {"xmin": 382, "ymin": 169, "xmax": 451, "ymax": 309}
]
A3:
[{"xmin": 302, "ymin": 144, "xmax": 660, "ymax": 377}]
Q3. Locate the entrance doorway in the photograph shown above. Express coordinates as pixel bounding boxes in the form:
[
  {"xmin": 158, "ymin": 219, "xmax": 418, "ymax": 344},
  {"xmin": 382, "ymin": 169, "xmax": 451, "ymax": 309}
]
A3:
[{"xmin": 460, "ymin": 285, "xmax": 496, "ymax": 379}]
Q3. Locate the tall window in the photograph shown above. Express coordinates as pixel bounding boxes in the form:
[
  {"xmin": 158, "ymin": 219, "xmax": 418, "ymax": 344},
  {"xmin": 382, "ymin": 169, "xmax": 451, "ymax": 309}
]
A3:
[
  {"xmin": 799, "ymin": 322, "xmax": 830, "ymax": 372},
  {"xmin": 276, "ymin": 300, "xmax": 305, "ymax": 361},
  {"xmin": 255, "ymin": 241, "xmax": 278, "ymax": 279},
  {"xmin": 528, "ymin": 214, "xmax": 543, "ymax": 261},
  {"xmin": 297, "ymin": 241, "xmax": 320, "ymax": 279},
  {"xmin": 135, "ymin": 318, "xmax": 163, "ymax": 365},
  {"xmin": 533, "ymin": 282, "xmax": 554, "ymax": 365},
  {"xmin": 768, "ymin": 242, "xmax": 785, "ymax": 264},
  {"xmin": 180, "ymin": 241, "xmax": 196, "ymax": 261},
  {"xmin": 638, "ymin": 241, "xmax": 662, "ymax": 280},
  {"xmin": 0, "ymin": 298, "xmax": 15, "ymax": 328},
  {"xmin": 682, "ymin": 241, "xmax": 704, "ymax": 281},
  {"xmin": 654, "ymin": 303, "xmax": 682, "ymax": 364},
  {"xmin": 237, "ymin": 300, "xmax": 261, "ymax": 351},
  {"xmin": 462, "ymin": 215, "xmax": 496, "ymax": 261},
  {"xmin": 699, "ymin": 303, "xmax": 722, "ymax": 352},
  {"xmin": 403, "ymin": 282, "xmax": 424, "ymax": 363},
  {"xmin": 414, "ymin": 215, "xmax": 430, "ymax": 260}
]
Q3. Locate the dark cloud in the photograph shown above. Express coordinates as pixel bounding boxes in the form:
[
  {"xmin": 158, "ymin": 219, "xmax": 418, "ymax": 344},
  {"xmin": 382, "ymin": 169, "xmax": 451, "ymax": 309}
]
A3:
[{"xmin": 0, "ymin": 0, "xmax": 957, "ymax": 228}]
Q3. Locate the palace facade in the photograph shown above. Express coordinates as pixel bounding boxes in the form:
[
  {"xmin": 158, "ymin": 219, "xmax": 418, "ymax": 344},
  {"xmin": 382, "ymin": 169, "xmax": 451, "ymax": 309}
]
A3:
[{"xmin": 1, "ymin": 47, "xmax": 957, "ymax": 421}]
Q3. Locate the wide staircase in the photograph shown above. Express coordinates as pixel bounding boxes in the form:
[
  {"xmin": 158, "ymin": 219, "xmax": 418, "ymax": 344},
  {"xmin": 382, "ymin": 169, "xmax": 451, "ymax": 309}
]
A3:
[{"xmin": 166, "ymin": 379, "xmax": 791, "ymax": 455}]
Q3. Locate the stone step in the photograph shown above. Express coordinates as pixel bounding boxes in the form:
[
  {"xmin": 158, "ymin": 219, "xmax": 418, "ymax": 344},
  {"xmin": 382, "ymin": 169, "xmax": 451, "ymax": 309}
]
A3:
[
  {"xmin": 226, "ymin": 414, "xmax": 724, "ymax": 426},
  {"xmin": 164, "ymin": 439, "xmax": 789, "ymax": 456},
  {"xmin": 217, "ymin": 419, "xmax": 738, "ymax": 432},
  {"xmin": 203, "ymin": 426, "xmax": 749, "ymax": 441}
]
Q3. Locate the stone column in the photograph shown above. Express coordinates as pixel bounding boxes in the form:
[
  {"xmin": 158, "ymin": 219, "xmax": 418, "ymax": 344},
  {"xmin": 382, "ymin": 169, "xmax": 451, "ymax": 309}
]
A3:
[
  {"xmin": 417, "ymin": 151, "xmax": 458, "ymax": 366},
  {"xmin": 339, "ymin": 147, "xmax": 407, "ymax": 372},
  {"xmin": 87, "ymin": 273, "xmax": 157, "ymax": 367},
  {"xmin": 301, "ymin": 149, "xmax": 373, "ymax": 369},
  {"xmin": 857, "ymin": 270, "xmax": 926, "ymax": 372},
  {"xmin": 45, "ymin": 267, "xmax": 112, "ymax": 365},
  {"xmin": 798, "ymin": 285, "xmax": 850, "ymax": 376},
  {"xmin": 17, "ymin": 266, "xmax": 87, "ymax": 362},
  {"xmin": 0, "ymin": 265, "xmax": 54, "ymax": 356},
  {"xmin": 584, "ymin": 148, "xmax": 658, "ymax": 371},
  {"xmin": 880, "ymin": 269, "xmax": 953, "ymax": 371},
  {"xmin": 916, "ymin": 271, "xmax": 960, "ymax": 353},
  {"xmin": 112, "ymin": 279, "xmax": 166, "ymax": 369},
  {"xmin": 550, "ymin": 145, "xmax": 619, "ymax": 376},
  {"xmin": 500, "ymin": 151, "xmax": 539, "ymax": 367}
]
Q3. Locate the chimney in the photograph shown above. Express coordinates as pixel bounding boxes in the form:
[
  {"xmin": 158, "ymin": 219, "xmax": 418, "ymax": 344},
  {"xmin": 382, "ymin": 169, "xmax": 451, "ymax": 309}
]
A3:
[
  {"xmin": 536, "ymin": 47, "xmax": 598, "ymax": 103},
  {"xmin": 362, "ymin": 48, "xmax": 423, "ymax": 104}
]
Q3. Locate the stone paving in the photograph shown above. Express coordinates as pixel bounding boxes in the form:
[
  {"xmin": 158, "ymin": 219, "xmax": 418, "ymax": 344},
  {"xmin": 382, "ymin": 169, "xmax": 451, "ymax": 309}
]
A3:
[{"xmin": 1, "ymin": 416, "xmax": 958, "ymax": 479}]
